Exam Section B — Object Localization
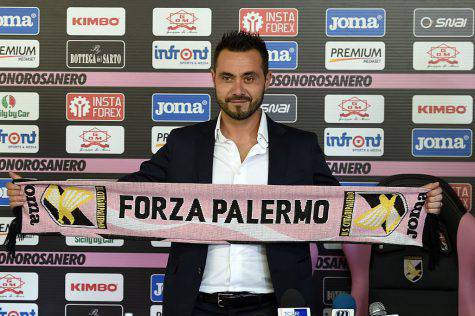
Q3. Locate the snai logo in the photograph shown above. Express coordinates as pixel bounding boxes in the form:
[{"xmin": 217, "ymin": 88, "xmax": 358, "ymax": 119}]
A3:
[
  {"xmin": 412, "ymin": 128, "xmax": 472, "ymax": 157},
  {"xmin": 152, "ymin": 93, "xmax": 210, "ymax": 122},
  {"xmin": 0, "ymin": 7, "xmax": 40, "ymax": 35},
  {"xmin": 326, "ymin": 8, "xmax": 386, "ymax": 37}
]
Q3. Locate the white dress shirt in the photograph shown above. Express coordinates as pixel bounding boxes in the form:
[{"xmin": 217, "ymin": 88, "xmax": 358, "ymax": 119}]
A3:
[{"xmin": 199, "ymin": 110, "xmax": 274, "ymax": 294}]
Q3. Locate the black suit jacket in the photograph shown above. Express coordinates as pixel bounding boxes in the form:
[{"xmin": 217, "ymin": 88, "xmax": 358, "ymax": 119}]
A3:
[{"xmin": 119, "ymin": 116, "xmax": 339, "ymax": 315}]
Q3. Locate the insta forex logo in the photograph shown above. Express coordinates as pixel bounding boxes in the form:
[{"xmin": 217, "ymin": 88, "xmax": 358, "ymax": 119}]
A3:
[
  {"xmin": 239, "ymin": 8, "xmax": 298, "ymax": 36},
  {"xmin": 67, "ymin": 93, "xmax": 125, "ymax": 121},
  {"xmin": 67, "ymin": 7, "xmax": 126, "ymax": 36}
]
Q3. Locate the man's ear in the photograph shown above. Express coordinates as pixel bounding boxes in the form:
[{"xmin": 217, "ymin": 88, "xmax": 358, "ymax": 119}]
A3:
[
  {"xmin": 265, "ymin": 70, "xmax": 273, "ymax": 90},
  {"xmin": 211, "ymin": 69, "xmax": 216, "ymax": 83}
]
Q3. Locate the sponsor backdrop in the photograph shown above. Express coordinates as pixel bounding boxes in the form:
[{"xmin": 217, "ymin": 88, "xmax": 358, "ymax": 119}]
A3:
[{"xmin": 0, "ymin": 0, "xmax": 473, "ymax": 315}]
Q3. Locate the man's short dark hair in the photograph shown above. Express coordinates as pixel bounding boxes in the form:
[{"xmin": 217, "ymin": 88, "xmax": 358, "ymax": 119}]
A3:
[{"xmin": 213, "ymin": 31, "xmax": 269, "ymax": 75}]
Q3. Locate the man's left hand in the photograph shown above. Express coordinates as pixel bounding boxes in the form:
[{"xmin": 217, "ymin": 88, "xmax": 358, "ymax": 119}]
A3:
[{"xmin": 422, "ymin": 182, "xmax": 443, "ymax": 215}]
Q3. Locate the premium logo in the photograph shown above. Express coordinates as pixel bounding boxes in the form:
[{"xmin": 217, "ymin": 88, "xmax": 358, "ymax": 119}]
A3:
[
  {"xmin": 325, "ymin": 42, "xmax": 385, "ymax": 70},
  {"xmin": 324, "ymin": 128, "xmax": 384, "ymax": 156},
  {"xmin": 41, "ymin": 184, "xmax": 107, "ymax": 228},
  {"xmin": 0, "ymin": 303, "xmax": 38, "ymax": 316},
  {"xmin": 414, "ymin": 8, "xmax": 474, "ymax": 37},
  {"xmin": 450, "ymin": 183, "xmax": 472, "ymax": 211},
  {"xmin": 261, "ymin": 94, "xmax": 297, "ymax": 123},
  {"xmin": 153, "ymin": 8, "xmax": 212, "ymax": 36},
  {"xmin": 412, "ymin": 128, "xmax": 472, "ymax": 157},
  {"xmin": 339, "ymin": 191, "xmax": 408, "ymax": 237},
  {"xmin": 66, "ymin": 236, "xmax": 123, "ymax": 247},
  {"xmin": 65, "ymin": 304, "xmax": 123, "ymax": 316},
  {"xmin": 239, "ymin": 8, "xmax": 298, "ymax": 36},
  {"xmin": 325, "ymin": 95, "xmax": 384, "ymax": 123},
  {"xmin": 0, "ymin": 7, "xmax": 40, "ymax": 35},
  {"xmin": 413, "ymin": 42, "xmax": 474, "ymax": 70},
  {"xmin": 412, "ymin": 95, "xmax": 473, "ymax": 124},
  {"xmin": 66, "ymin": 125, "xmax": 124, "ymax": 154},
  {"xmin": 67, "ymin": 7, "xmax": 125, "ymax": 36},
  {"xmin": 65, "ymin": 273, "xmax": 123, "ymax": 302},
  {"xmin": 0, "ymin": 92, "xmax": 39, "ymax": 120},
  {"xmin": 152, "ymin": 41, "xmax": 211, "ymax": 69},
  {"xmin": 0, "ymin": 39, "xmax": 39, "ymax": 68},
  {"xmin": 326, "ymin": 8, "xmax": 386, "ymax": 37},
  {"xmin": 150, "ymin": 274, "xmax": 164, "ymax": 302},
  {"xmin": 0, "ymin": 125, "xmax": 38, "ymax": 153},
  {"xmin": 0, "ymin": 272, "xmax": 38, "ymax": 300},
  {"xmin": 66, "ymin": 40, "xmax": 125, "ymax": 69},
  {"xmin": 151, "ymin": 126, "xmax": 181, "ymax": 153},
  {"xmin": 404, "ymin": 256, "xmax": 423, "ymax": 283},
  {"xmin": 265, "ymin": 41, "xmax": 298, "ymax": 70},
  {"xmin": 152, "ymin": 93, "xmax": 210, "ymax": 122},
  {"xmin": 67, "ymin": 93, "xmax": 125, "ymax": 121}
]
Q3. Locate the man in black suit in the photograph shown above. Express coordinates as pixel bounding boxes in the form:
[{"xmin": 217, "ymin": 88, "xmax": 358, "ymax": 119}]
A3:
[
  {"xmin": 7, "ymin": 31, "xmax": 443, "ymax": 316},
  {"xmin": 121, "ymin": 31, "xmax": 338, "ymax": 315}
]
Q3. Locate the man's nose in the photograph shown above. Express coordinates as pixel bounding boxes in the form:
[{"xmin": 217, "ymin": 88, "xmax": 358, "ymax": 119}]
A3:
[{"xmin": 229, "ymin": 78, "xmax": 246, "ymax": 95}]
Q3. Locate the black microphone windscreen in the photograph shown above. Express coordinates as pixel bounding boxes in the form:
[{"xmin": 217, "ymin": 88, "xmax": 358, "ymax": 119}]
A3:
[{"xmin": 280, "ymin": 288, "xmax": 306, "ymax": 308}]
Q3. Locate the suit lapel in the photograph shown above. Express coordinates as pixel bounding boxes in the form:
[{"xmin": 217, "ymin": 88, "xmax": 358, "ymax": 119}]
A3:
[
  {"xmin": 267, "ymin": 116, "xmax": 288, "ymax": 185},
  {"xmin": 195, "ymin": 118, "xmax": 216, "ymax": 184}
]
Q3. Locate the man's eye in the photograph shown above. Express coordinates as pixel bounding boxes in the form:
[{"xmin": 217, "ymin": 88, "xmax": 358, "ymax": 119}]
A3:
[
  {"xmin": 244, "ymin": 76, "xmax": 255, "ymax": 83},
  {"xmin": 222, "ymin": 76, "xmax": 232, "ymax": 81}
]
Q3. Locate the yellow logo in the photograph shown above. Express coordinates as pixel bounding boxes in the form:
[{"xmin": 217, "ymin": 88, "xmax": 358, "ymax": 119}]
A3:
[
  {"xmin": 355, "ymin": 194, "xmax": 401, "ymax": 234},
  {"xmin": 42, "ymin": 185, "xmax": 94, "ymax": 227},
  {"xmin": 404, "ymin": 256, "xmax": 423, "ymax": 283}
]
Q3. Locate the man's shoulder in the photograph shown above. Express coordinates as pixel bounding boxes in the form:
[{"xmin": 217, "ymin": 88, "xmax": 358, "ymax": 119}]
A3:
[
  {"xmin": 272, "ymin": 120, "xmax": 317, "ymax": 142},
  {"xmin": 169, "ymin": 119, "xmax": 216, "ymax": 140}
]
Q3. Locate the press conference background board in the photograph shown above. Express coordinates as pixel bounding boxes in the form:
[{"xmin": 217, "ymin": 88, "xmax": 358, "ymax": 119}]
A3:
[{"xmin": 0, "ymin": 1, "xmax": 473, "ymax": 315}]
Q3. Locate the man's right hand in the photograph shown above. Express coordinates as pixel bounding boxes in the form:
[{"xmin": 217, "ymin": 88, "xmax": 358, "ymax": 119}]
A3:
[{"xmin": 6, "ymin": 172, "xmax": 26, "ymax": 209}]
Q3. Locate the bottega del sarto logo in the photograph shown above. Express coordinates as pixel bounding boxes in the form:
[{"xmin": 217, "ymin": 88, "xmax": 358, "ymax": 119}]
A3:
[{"xmin": 65, "ymin": 273, "xmax": 124, "ymax": 302}]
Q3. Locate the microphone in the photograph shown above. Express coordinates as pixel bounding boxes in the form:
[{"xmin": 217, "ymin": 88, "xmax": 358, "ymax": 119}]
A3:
[
  {"xmin": 369, "ymin": 302, "xmax": 399, "ymax": 316},
  {"xmin": 331, "ymin": 293, "xmax": 356, "ymax": 316},
  {"xmin": 278, "ymin": 289, "xmax": 311, "ymax": 316}
]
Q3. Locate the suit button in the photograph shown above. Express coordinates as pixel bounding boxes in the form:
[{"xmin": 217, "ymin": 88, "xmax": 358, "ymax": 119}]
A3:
[{"xmin": 197, "ymin": 267, "xmax": 202, "ymax": 275}]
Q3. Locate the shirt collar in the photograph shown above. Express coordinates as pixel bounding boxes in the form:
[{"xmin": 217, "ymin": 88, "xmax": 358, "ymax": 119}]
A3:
[{"xmin": 214, "ymin": 110, "xmax": 269, "ymax": 148}]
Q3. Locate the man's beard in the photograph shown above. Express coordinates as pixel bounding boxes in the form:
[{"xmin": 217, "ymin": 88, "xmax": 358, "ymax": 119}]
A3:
[{"xmin": 216, "ymin": 91, "xmax": 264, "ymax": 121}]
